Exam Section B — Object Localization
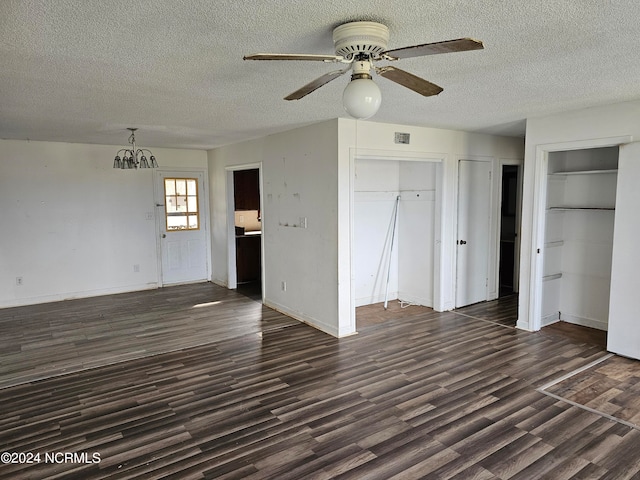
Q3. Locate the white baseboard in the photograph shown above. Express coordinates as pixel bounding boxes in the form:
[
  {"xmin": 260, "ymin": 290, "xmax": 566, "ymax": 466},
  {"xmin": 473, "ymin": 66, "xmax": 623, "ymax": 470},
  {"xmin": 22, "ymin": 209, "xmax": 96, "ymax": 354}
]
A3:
[
  {"xmin": 560, "ymin": 312, "xmax": 608, "ymax": 331},
  {"xmin": 263, "ymin": 299, "xmax": 340, "ymax": 337},
  {"xmin": 0, "ymin": 283, "xmax": 159, "ymax": 309},
  {"xmin": 397, "ymin": 293, "xmax": 433, "ymax": 308},
  {"xmin": 355, "ymin": 292, "xmax": 398, "ymax": 307},
  {"xmin": 542, "ymin": 312, "xmax": 560, "ymax": 327},
  {"xmin": 516, "ymin": 319, "xmax": 534, "ymax": 331}
]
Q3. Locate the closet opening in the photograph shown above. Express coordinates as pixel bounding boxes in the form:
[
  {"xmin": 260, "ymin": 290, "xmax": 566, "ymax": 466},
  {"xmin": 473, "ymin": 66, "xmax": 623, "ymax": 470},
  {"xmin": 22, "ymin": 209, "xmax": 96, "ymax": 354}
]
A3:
[
  {"xmin": 541, "ymin": 146, "xmax": 618, "ymax": 340},
  {"xmin": 353, "ymin": 158, "xmax": 442, "ymax": 329}
]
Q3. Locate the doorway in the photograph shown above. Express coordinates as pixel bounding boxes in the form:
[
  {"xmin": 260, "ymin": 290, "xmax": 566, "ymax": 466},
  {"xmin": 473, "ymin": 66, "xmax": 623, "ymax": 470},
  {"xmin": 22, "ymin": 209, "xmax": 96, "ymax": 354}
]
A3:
[
  {"xmin": 499, "ymin": 165, "xmax": 519, "ymax": 297},
  {"xmin": 232, "ymin": 168, "xmax": 262, "ymax": 301}
]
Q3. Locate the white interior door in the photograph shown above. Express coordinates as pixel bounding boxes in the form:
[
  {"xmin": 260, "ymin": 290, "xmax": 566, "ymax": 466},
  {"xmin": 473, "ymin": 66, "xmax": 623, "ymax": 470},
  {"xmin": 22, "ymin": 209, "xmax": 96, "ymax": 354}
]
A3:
[
  {"xmin": 456, "ymin": 160, "xmax": 492, "ymax": 307},
  {"xmin": 608, "ymin": 142, "xmax": 640, "ymax": 359},
  {"xmin": 157, "ymin": 171, "xmax": 209, "ymax": 285}
]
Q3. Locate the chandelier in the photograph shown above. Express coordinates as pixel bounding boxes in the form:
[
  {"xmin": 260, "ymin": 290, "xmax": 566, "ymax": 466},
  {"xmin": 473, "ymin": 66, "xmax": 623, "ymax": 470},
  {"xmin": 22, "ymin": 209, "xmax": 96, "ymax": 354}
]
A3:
[{"xmin": 113, "ymin": 128, "xmax": 159, "ymax": 169}]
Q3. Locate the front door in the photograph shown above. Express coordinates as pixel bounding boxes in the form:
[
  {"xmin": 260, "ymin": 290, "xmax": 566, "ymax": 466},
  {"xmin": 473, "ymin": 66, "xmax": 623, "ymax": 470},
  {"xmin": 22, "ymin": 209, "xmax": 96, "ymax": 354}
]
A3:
[
  {"xmin": 456, "ymin": 160, "xmax": 491, "ymax": 307},
  {"xmin": 156, "ymin": 171, "xmax": 208, "ymax": 285}
]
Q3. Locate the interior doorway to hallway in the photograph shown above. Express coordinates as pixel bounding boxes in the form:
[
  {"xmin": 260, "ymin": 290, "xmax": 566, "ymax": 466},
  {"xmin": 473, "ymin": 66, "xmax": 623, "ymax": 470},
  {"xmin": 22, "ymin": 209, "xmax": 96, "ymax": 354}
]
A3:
[{"xmin": 499, "ymin": 164, "xmax": 520, "ymax": 297}]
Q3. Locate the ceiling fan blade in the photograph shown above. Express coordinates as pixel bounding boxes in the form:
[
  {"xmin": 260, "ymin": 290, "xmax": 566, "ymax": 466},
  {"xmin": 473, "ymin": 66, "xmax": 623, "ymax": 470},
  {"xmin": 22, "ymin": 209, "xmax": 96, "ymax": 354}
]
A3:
[
  {"xmin": 381, "ymin": 38, "xmax": 484, "ymax": 60},
  {"xmin": 376, "ymin": 66, "xmax": 443, "ymax": 97},
  {"xmin": 244, "ymin": 53, "xmax": 345, "ymax": 62},
  {"xmin": 284, "ymin": 68, "xmax": 349, "ymax": 100}
]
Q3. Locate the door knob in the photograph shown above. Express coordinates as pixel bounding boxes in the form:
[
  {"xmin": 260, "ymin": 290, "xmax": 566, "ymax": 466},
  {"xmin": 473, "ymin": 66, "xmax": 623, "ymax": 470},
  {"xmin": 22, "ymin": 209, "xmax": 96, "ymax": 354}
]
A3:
[
  {"xmin": 459, "ymin": 240, "xmax": 467, "ymax": 245},
  {"xmin": 162, "ymin": 234, "xmax": 166, "ymax": 238}
]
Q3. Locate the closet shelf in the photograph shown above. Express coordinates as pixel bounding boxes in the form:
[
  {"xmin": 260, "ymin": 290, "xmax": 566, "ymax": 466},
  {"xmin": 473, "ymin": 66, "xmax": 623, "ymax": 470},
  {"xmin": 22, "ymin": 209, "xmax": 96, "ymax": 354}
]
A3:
[
  {"xmin": 543, "ymin": 273, "xmax": 563, "ymax": 281},
  {"xmin": 549, "ymin": 169, "xmax": 618, "ymax": 176},
  {"xmin": 547, "ymin": 207, "xmax": 615, "ymax": 211},
  {"xmin": 545, "ymin": 240, "xmax": 564, "ymax": 248}
]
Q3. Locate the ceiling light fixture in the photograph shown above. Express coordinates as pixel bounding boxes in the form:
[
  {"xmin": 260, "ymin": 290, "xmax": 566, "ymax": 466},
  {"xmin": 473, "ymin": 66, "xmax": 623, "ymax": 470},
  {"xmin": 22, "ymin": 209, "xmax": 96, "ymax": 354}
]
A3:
[
  {"xmin": 342, "ymin": 59, "xmax": 381, "ymax": 119},
  {"xmin": 113, "ymin": 128, "xmax": 158, "ymax": 169},
  {"xmin": 244, "ymin": 21, "xmax": 484, "ymax": 119}
]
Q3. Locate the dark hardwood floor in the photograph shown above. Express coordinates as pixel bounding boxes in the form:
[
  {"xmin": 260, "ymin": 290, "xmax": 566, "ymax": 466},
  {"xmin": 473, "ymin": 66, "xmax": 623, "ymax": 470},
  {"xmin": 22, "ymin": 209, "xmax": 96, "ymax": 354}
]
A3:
[
  {"xmin": 1, "ymin": 285, "xmax": 639, "ymax": 479},
  {"xmin": 0, "ymin": 283, "xmax": 290, "ymax": 390},
  {"xmin": 454, "ymin": 294, "xmax": 519, "ymax": 327}
]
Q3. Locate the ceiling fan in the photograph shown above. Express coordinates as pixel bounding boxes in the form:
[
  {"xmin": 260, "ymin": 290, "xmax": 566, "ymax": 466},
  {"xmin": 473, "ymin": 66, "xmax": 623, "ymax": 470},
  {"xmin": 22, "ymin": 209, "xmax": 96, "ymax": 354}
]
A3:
[{"xmin": 243, "ymin": 21, "xmax": 483, "ymax": 119}]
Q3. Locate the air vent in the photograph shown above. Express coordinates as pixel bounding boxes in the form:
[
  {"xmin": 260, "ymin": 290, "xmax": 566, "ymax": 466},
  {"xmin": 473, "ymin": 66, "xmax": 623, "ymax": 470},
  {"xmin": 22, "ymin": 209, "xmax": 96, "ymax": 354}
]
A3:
[{"xmin": 395, "ymin": 132, "xmax": 410, "ymax": 144}]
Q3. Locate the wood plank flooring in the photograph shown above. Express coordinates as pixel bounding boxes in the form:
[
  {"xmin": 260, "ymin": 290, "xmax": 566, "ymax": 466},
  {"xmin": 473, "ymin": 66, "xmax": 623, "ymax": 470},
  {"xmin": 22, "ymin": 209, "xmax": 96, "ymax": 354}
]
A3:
[
  {"xmin": 1, "ymin": 285, "xmax": 639, "ymax": 479},
  {"xmin": 545, "ymin": 354, "xmax": 640, "ymax": 427},
  {"xmin": 454, "ymin": 294, "xmax": 519, "ymax": 328},
  {"xmin": 0, "ymin": 284, "xmax": 295, "ymax": 389}
]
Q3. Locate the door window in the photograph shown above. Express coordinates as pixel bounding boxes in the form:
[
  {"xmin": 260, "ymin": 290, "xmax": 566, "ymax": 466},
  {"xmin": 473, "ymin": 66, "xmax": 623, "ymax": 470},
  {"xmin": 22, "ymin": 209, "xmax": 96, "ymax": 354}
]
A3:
[{"xmin": 164, "ymin": 178, "xmax": 200, "ymax": 230}]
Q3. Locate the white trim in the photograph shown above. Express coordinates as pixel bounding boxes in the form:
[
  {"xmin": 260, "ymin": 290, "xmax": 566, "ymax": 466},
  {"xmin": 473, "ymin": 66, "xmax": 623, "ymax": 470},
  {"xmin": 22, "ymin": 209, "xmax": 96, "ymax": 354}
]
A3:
[
  {"xmin": 560, "ymin": 313, "xmax": 608, "ymax": 331},
  {"xmin": 398, "ymin": 293, "xmax": 433, "ymax": 308},
  {"xmin": 538, "ymin": 136, "xmax": 634, "ymax": 153},
  {"xmin": 0, "ymin": 283, "xmax": 159, "ymax": 309},
  {"xmin": 152, "ymin": 170, "xmax": 164, "ymax": 286},
  {"xmin": 354, "ymin": 148, "xmax": 446, "ymax": 162},
  {"xmin": 225, "ymin": 171, "xmax": 237, "ymax": 289},
  {"xmin": 355, "ymin": 293, "xmax": 397, "ymax": 308},
  {"xmin": 264, "ymin": 299, "xmax": 343, "ymax": 337},
  {"xmin": 433, "ymin": 161, "xmax": 445, "ymax": 311},
  {"xmin": 496, "ymin": 158, "xmax": 524, "ymax": 298},
  {"xmin": 225, "ymin": 162, "xmax": 261, "ymax": 172},
  {"xmin": 348, "ymin": 145, "xmax": 357, "ymax": 334},
  {"xmin": 541, "ymin": 312, "xmax": 560, "ymax": 327}
]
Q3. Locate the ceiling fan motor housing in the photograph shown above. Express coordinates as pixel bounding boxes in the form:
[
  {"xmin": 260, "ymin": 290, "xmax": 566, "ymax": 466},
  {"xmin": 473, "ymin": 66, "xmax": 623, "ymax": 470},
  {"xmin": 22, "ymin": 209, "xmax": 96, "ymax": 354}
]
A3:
[{"xmin": 333, "ymin": 21, "xmax": 390, "ymax": 59}]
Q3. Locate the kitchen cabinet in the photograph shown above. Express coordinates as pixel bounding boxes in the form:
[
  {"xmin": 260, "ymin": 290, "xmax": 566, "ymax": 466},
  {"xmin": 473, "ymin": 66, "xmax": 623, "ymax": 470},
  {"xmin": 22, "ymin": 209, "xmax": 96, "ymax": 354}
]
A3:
[
  {"xmin": 233, "ymin": 169, "xmax": 260, "ymax": 211},
  {"xmin": 236, "ymin": 233, "xmax": 261, "ymax": 283}
]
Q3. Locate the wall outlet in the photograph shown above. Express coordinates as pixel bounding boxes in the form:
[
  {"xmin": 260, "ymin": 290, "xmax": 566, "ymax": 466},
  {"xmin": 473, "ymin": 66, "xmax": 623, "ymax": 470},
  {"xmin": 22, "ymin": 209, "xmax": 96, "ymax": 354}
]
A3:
[
  {"xmin": 281, "ymin": 281, "xmax": 287, "ymax": 292},
  {"xmin": 133, "ymin": 264, "xmax": 140, "ymax": 273},
  {"xmin": 299, "ymin": 217, "xmax": 307, "ymax": 229},
  {"xmin": 16, "ymin": 276, "xmax": 23, "ymax": 286}
]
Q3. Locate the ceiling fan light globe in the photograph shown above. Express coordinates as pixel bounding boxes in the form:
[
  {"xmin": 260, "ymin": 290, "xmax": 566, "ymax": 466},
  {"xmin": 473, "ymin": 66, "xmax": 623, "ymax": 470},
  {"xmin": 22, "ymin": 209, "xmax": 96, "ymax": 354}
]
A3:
[{"xmin": 342, "ymin": 78, "xmax": 381, "ymax": 119}]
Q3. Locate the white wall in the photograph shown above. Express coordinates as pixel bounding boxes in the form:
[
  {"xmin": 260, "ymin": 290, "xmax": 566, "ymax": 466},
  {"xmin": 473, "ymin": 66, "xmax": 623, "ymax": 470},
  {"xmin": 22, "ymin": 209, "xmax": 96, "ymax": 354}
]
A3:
[
  {"xmin": 518, "ymin": 99, "xmax": 640, "ymax": 334},
  {"xmin": 262, "ymin": 122, "xmax": 341, "ymax": 335},
  {"xmin": 0, "ymin": 139, "xmax": 207, "ymax": 308},
  {"xmin": 208, "ymin": 121, "xmax": 344, "ymax": 336},
  {"xmin": 207, "ymin": 138, "xmax": 265, "ymax": 286},
  {"xmin": 209, "ymin": 119, "xmax": 523, "ymax": 338}
]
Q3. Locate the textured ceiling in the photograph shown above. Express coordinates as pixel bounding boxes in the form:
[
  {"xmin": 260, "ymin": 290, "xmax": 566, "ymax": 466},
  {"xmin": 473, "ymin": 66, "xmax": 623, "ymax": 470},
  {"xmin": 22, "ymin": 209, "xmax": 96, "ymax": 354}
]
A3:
[{"xmin": 2, "ymin": 0, "xmax": 640, "ymax": 149}]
